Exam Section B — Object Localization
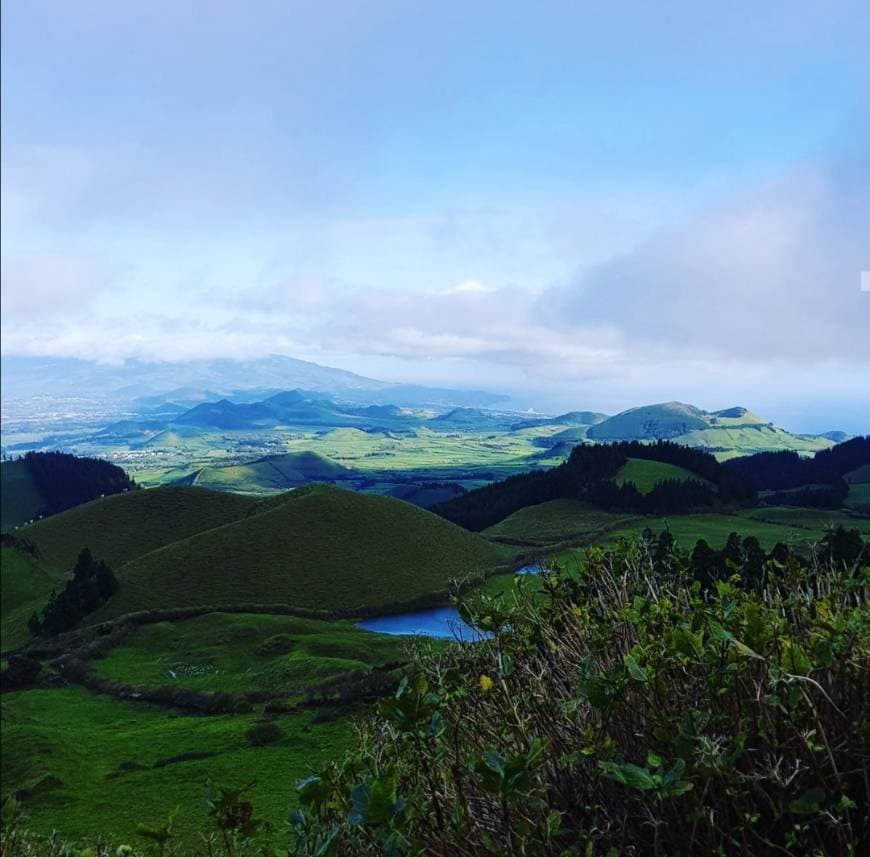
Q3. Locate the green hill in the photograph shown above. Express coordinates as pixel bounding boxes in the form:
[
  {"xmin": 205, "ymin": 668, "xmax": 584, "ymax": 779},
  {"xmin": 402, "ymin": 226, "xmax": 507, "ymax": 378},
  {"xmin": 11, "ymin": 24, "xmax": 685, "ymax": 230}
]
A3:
[
  {"xmin": 91, "ymin": 485, "xmax": 509, "ymax": 620},
  {"xmin": 1, "ymin": 459, "xmax": 43, "ymax": 531},
  {"xmin": 21, "ymin": 487, "xmax": 259, "ymax": 573},
  {"xmin": 587, "ymin": 402, "xmax": 709, "ymax": 440},
  {"xmin": 585, "ymin": 401, "xmax": 835, "ymax": 458},
  {"xmin": 180, "ymin": 451, "xmax": 351, "ymax": 493},
  {"xmin": 613, "ymin": 458, "xmax": 706, "ymax": 493},
  {"xmin": 483, "ymin": 499, "xmax": 636, "ymax": 546}
]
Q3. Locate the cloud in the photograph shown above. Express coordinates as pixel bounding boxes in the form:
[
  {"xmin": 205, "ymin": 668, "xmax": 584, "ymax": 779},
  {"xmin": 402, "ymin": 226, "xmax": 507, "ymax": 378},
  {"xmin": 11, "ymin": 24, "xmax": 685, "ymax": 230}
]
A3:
[
  {"xmin": 0, "ymin": 254, "xmax": 122, "ymax": 318},
  {"xmin": 539, "ymin": 155, "xmax": 870, "ymax": 364}
]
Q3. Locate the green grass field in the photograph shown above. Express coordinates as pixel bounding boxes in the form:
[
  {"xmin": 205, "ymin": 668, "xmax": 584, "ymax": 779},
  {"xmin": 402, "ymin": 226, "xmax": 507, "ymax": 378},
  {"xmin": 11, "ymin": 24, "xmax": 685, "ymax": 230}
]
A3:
[
  {"xmin": 91, "ymin": 612, "xmax": 403, "ymax": 694},
  {"xmin": 1, "ymin": 687, "xmax": 352, "ymax": 845},
  {"xmin": 591, "ymin": 511, "xmax": 846, "ymax": 554},
  {"xmin": 613, "ymin": 458, "xmax": 705, "ymax": 493}
]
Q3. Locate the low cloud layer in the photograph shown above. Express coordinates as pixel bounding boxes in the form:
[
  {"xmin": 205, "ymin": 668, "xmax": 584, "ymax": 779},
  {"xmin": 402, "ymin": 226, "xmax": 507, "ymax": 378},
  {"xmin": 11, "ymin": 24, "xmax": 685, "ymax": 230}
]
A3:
[{"xmin": 2, "ymin": 155, "xmax": 868, "ymax": 387}]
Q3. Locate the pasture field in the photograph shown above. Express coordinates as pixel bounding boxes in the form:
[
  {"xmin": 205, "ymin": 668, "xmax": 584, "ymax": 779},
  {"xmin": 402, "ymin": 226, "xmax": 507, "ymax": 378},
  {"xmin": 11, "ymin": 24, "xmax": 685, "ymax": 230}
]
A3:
[
  {"xmin": 91, "ymin": 612, "xmax": 403, "ymax": 694},
  {"xmin": 1, "ymin": 687, "xmax": 353, "ymax": 845},
  {"xmin": 589, "ymin": 512, "xmax": 846, "ymax": 554}
]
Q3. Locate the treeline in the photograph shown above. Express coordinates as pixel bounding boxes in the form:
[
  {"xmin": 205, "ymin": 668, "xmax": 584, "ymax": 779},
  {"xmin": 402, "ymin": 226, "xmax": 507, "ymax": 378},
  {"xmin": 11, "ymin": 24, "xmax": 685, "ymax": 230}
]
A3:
[
  {"xmin": 434, "ymin": 441, "xmax": 755, "ymax": 530},
  {"xmin": 22, "ymin": 451, "xmax": 137, "ymax": 518},
  {"xmin": 28, "ymin": 548, "xmax": 118, "ymax": 637},
  {"xmin": 723, "ymin": 436, "xmax": 869, "ymax": 509},
  {"xmin": 433, "ymin": 444, "xmax": 627, "ymax": 530}
]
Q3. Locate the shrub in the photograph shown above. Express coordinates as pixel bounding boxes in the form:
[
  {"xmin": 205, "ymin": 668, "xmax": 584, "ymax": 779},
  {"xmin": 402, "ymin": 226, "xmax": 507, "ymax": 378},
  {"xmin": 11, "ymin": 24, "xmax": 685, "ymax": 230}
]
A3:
[
  {"xmin": 246, "ymin": 721, "xmax": 283, "ymax": 747},
  {"xmin": 290, "ymin": 541, "xmax": 870, "ymax": 856},
  {"xmin": 254, "ymin": 633, "xmax": 295, "ymax": 656},
  {"xmin": 0, "ymin": 655, "xmax": 42, "ymax": 691}
]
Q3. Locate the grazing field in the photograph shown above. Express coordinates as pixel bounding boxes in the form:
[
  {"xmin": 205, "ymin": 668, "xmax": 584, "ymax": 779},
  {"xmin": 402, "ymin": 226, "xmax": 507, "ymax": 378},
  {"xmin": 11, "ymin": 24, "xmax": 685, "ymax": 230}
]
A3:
[
  {"xmin": 1, "ymin": 687, "xmax": 353, "ymax": 845},
  {"xmin": 592, "ymin": 512, "xmax": 837, "ymax": 553},
  {"xmin": 613, "ymin": 457, "xmax": 705, "ymax": 493},
  {"xmin": 737, "ymin": 505, "xmax": 870, "ymax": 537},
  {"xmin": 92, "ymin": 612, "xmax": 403, "ymax": 694}
]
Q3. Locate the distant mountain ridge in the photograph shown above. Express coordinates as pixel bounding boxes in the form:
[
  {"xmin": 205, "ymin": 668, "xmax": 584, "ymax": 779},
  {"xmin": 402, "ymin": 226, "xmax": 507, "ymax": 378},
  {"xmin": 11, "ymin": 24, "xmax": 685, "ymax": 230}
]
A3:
[{"xmin": 0, "ymin": 354, "xmax": 509, "ymax": 408}]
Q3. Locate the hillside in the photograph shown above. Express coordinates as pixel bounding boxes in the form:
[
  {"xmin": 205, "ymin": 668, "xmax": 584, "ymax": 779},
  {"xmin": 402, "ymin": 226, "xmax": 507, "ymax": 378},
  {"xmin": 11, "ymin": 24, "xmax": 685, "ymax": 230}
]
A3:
[
  {"xmin": 587, "ymin": 402, "xmax": 709, "ymax": 440},
  {"xmin": 176, "ymin": 451, "xmax": 352, "ymax": 493},
  {"xmin": 0, "ymin": 544, "xmax": 60, "ymax": 648},
  {"xmin": 87, "ymin": 485, "xmax": 507, "ymax": 620},
  {"xmin": 584, "ymin": 401, "xmax": 837, "ymax": 457},
  {"xmin": 21, "ymin": 487, "xmax": 259, "ymax": 573},
  {"xmin": 613, "ymin": 458, "xmax": 705, "ymax": 493}
]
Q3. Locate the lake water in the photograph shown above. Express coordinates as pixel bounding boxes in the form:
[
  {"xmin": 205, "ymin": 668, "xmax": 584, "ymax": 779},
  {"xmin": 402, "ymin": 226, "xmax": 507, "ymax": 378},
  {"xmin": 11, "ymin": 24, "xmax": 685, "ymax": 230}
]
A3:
[
  {"xmin": 357, "ymin": 565, "xmax": 542, "ymax": 640},
  {"xmin": 357, "ymin": 607, "xmax": 488, "ymax": 641}
]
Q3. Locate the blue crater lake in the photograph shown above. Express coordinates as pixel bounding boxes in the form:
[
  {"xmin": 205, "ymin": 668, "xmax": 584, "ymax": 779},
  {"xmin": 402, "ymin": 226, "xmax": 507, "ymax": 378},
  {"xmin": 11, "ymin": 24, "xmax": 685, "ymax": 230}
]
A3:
[
  {"xmin": 357, "ymin": 607, "xmax": 488, "ymax": 641},
  {"xmin": 357, "ymin": 565, "xmax": 542, "ymax": 640}
]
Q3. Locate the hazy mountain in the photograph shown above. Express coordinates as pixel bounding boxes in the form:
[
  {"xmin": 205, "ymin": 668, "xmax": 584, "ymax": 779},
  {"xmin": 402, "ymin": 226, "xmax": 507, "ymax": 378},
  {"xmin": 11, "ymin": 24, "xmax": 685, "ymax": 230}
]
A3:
[{"xmin": 0, "ymin": 354, "xmax": 508, "ymax": 409}]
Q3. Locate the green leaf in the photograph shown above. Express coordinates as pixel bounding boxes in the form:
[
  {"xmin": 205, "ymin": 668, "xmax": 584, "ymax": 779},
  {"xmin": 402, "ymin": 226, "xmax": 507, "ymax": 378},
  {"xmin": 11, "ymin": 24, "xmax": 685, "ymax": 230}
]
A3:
[
  {"xmin": 624, "ymin": 654, "xmax": 649, "ymax": 682},
  {"xmin": 789, "ymin": 787, "xmax": 825, "ymax": 816},
  {"xmin": 349, "ymin": 775, "xmax": 399, "ymax": 826},
  {"xmin": 600, "ymin": 761, "xmax": 657, "ymax": 791}
]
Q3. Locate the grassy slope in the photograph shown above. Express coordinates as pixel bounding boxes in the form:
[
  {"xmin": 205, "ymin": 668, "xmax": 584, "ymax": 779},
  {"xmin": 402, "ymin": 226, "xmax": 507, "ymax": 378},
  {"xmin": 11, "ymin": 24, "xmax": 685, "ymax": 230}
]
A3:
[
  {"xmin": 613, "ymin": 458, "xmax": 704, "ymax": 493},
  {"xmin": 679, "ymin": 425, "xmax": 833, "ymax": 458},
  {"xmin": 1, "ymin": 687, "xmax": 352, "ymax": 844},
  {"xmin": 93, "ymin": 485, "xmax": 509, "ymax": 620},
  {"xmin": 483, "ymin": 499, "xmax": 638, "ymax": 546},
  {"xmin": 739, "ymin": 506, "xmax": 870, "ymax": 537},
  {"xmin": 0, "ymin": 459, "xmax": 43, "ymax": 531},
  {"xmin": 91, "ymin": 612, "xmax": 402, "ymax": 694},
  {"xmin": 0, "ymin": 547, "xmax": 59, "ymax": 649},
  {"xmin": 187, "ymin": 452, "xmax": 350, "ymax": 493},
  {"xmin": 21, "ymin": 487, "xmax": 259, "ymax": 573}
]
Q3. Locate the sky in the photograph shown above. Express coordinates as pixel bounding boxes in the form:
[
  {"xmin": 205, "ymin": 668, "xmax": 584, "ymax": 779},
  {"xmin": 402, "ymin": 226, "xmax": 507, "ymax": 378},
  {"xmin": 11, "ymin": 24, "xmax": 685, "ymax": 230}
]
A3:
[{"xmin": 2, "ymin": 1, "xmax": 869, "ymax": 431}]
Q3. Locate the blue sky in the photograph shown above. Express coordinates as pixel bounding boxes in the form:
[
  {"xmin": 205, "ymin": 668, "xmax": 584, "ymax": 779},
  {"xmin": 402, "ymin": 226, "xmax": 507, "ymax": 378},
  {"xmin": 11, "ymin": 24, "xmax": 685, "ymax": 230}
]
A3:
[{"xmin": 2, "ymin": 1, "xmax": 869, "ymax": 430}]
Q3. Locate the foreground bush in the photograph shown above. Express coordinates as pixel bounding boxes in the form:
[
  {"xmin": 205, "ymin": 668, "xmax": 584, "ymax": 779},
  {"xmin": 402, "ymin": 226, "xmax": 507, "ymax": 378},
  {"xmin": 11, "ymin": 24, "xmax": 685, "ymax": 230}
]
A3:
[{"xmin": 291, "ymin": 543, "xmax": 869, "ymax": 856}]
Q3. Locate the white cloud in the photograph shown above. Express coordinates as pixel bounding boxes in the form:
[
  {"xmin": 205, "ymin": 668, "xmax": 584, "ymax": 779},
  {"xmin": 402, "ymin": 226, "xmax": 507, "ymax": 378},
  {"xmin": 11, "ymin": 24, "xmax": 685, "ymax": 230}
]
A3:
[{"xmin": 539, "ymin": 156, "xmax": 870, "ymax": 364}]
